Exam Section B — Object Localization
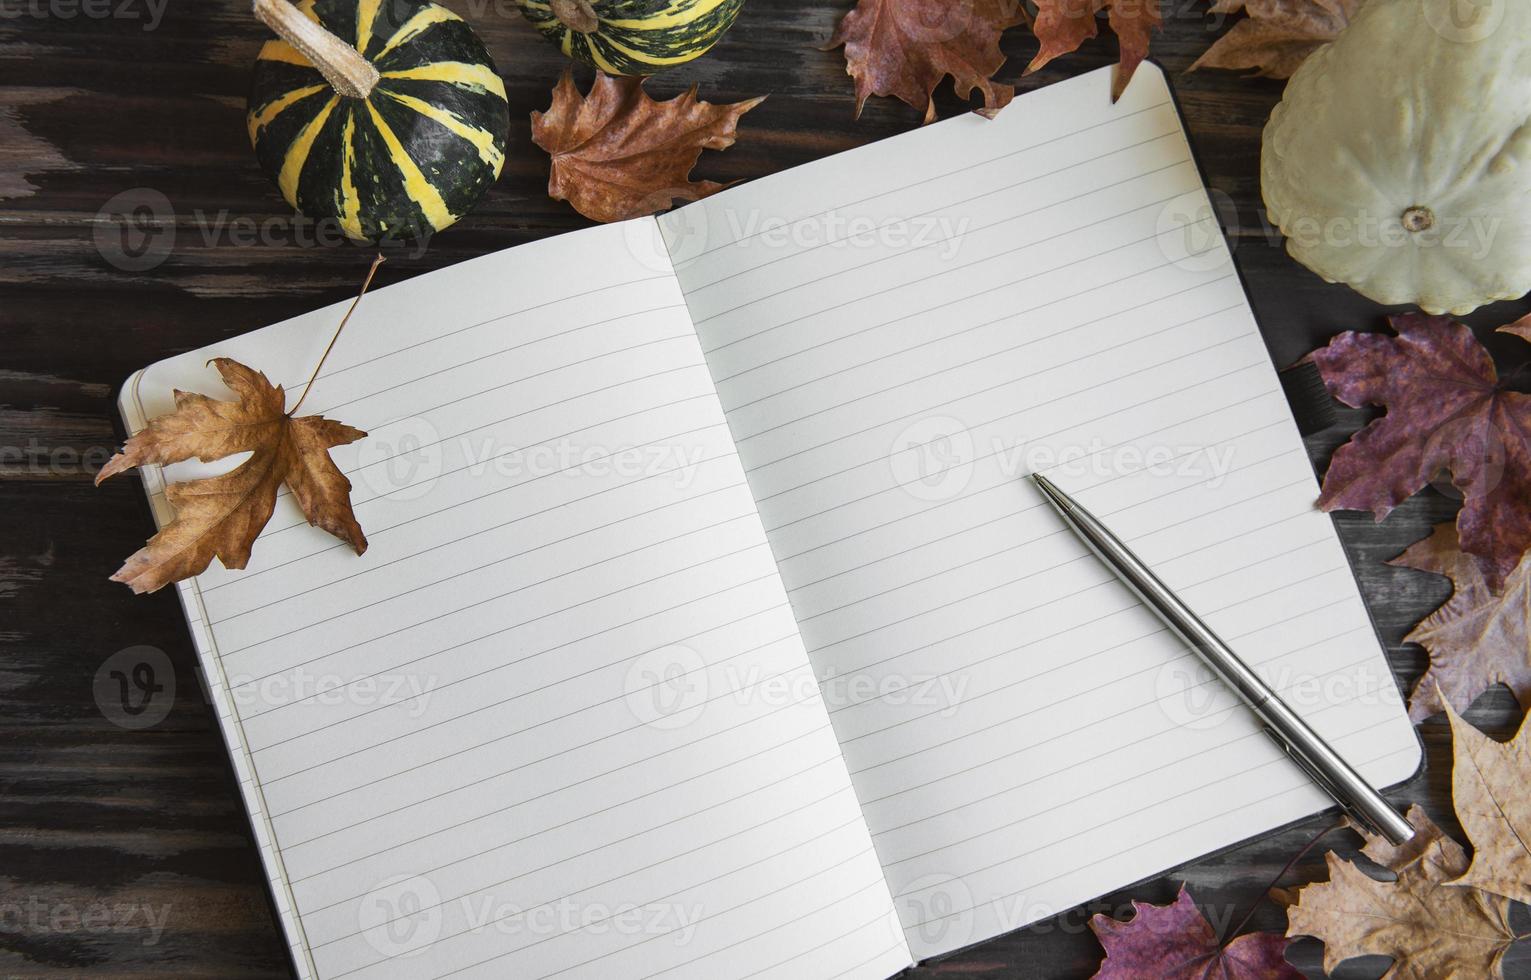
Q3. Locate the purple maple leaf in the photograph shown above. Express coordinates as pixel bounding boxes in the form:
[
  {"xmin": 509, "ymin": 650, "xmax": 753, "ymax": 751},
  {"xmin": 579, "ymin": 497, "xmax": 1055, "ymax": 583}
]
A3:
[
  {"xmin": 1090, "ymin": 885, "xmax": 1300, "ymax": 979},
  {"xmin": 1311, "ymin": 313, "xmax": 1531, "ymax": 592}
]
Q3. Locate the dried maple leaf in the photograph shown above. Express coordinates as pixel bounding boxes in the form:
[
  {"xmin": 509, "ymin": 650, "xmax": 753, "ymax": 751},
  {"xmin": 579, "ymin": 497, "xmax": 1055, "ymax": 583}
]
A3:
[
  {"xmin": 1442, "ymin": 699, "xmax": 1531, "ymax": 907},
  {"xmin": 1349, "ymin": 805, "xmax": 1453, "ymax": 878},
  {"xmin": 1089, "ymin": 884, "xmax": 1301, "ymax": 979},
  {"xmin": 826, "ymin": 0, "xmax": 1026, "ymax": 123},
  {"xmin": 96, "ymin": 358, "xmax": 367, "ymax": 594},
  {"xmin": 1287, "ymin": 805, "xmax": 1521, "ymax": 979},
  {"xmin": 1189, "ymin": 0, "xmax": 1360, "ymax": 79},
  {"xmin": 1388, "ymin": 524, "xmax": 1531, "ymax": 722},
  {"xmin": 1027, "ymin": 0, "xmax": 1162, "ymax": 103},
  {"xmin": 1310, "ymin": 313, "xmax": 1531, "ymax": 592},
  {"xmin": 530, "ymin": 71, "xmax": 764, "ymax": 224}
]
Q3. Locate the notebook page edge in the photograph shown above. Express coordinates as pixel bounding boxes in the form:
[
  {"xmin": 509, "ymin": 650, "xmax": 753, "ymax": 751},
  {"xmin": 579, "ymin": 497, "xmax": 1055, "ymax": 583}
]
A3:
[{"xmin": 116, "ymin": 372, "xmax": 322, "ymax": 980}]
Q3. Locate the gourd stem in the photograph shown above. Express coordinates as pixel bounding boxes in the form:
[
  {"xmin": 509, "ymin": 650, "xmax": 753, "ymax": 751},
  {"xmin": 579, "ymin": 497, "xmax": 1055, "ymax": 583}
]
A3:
[
  {"xmin": 1402, "ymin": 206, "xmax": 1435, "ymax": 234},
  {"xmin": 252, "ymin": 0, "xmax": 379, "ymax": 100},
  {"xmin": 551, "ymin": 0, "xmax": 600, "ymax": 33}
]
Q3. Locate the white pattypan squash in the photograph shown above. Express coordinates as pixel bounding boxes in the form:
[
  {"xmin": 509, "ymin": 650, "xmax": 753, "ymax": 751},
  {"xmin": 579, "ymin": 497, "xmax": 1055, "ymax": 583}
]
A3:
[{"xmin": 1262, "ymin": 0, "xmax": 1531, "ymax": 315}]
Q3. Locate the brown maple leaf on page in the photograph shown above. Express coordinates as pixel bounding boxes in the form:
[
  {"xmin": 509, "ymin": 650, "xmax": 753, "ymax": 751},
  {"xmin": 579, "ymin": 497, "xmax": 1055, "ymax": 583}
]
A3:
[
  {"xmin": 1287, "ymin": 805, "xmax": 1522, "ymax": 979},
  {"xmin": 1027, "ymin": 0, "xmax": 1162, "ymax": 102},
  {"xmin": 1089, "ymin": 884, "xmax": 1300, "ymax": 979},
  {"xmin": 1309, "ymin": 313, "xmax": 1531, "ymax": 592},
  {"xmin": 1388, "ymin": 524, "xmax": 1531, "ymax": 722},
  {"xmin": 1190, "ymin": 0, "xmax": 1360, "ymax": 79},
  {"xmin": 827, "ymin": 0, "xmax": 1027, "ymax": 123},
  {"xmin": 531, "ymin": 71, "xmax": 764, "ymax": 224},
  {"xmin": 96, "ymin": 358, "xmax": 367, "ymax": 594}
]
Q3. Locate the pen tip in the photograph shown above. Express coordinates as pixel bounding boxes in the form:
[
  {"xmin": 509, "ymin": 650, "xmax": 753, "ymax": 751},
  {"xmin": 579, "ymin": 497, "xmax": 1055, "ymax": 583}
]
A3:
[{"xmin": 1029, "ymin": 473, "xmax": 1071, "ymax": 509}]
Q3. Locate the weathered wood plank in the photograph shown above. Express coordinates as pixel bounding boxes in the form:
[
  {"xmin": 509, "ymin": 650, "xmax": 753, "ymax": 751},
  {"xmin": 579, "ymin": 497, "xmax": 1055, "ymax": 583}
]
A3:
[{"xmin": 2, "ymin": 2, "xmax": 1528, "ymax": 977}]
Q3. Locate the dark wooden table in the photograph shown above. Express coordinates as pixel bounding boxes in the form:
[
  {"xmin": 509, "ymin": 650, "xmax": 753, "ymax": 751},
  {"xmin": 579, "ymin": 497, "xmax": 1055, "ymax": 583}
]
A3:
[{"xmin": 3, "ymin": 2, "xmax": 1529, "ymax": 977}]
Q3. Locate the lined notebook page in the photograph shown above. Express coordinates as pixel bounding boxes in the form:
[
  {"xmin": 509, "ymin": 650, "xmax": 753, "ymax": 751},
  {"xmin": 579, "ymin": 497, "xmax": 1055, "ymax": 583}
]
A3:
[
  {"xmin": 660, "ymin": 64, "xmax": 1421, "ymax": 960},
  {"xmin": 121, "ymin": 222, "xmax": 908, "ymax": 980}
]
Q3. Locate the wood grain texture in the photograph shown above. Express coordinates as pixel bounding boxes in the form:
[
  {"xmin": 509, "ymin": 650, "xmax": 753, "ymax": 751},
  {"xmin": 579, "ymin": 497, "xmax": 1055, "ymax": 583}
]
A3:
[{"xmin": 2, "ymin": 2, "xmax": 1529, "ymax": 977}]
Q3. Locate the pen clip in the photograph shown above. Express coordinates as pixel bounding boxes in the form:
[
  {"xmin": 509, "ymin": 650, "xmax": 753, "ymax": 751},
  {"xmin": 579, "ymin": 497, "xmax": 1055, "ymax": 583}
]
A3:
[{"xmin": 1261, "ymin": 727, "xmax": 1382, "ymax": 837}]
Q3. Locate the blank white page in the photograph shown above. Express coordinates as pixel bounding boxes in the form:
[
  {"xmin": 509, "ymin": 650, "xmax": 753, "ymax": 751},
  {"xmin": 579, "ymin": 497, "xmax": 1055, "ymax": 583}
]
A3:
[
  {"xmin": 120, "ymin": 220, "xmax": 908, "ymax": 980},
  {"xmin": 659, "ymin": 64, "xmax": 1421, "ymax": 960}
]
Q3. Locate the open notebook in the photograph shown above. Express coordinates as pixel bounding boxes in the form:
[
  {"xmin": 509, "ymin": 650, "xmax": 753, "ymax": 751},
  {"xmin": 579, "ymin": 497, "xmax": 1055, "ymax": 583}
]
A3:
[{"xmin": 117, "ymin": 64, "xmax": 1420, "ymax": 980}]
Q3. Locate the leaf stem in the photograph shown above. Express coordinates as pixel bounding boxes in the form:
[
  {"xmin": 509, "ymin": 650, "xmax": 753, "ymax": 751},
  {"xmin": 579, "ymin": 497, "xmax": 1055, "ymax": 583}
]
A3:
[
  {"xmin": 1224, "ymin": 818, "xmax": 1342, "ymax": 944},
  {"xmin": 288, "ymin": 252, "xmax": 385, "ymax": 417}
]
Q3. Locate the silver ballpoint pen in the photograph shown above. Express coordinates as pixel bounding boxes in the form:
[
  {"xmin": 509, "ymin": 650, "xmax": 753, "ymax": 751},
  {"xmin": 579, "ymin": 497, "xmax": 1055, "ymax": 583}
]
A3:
[{"xmin": 1026, "ymin": 473, "xmax": 1415, "ymax": 846}]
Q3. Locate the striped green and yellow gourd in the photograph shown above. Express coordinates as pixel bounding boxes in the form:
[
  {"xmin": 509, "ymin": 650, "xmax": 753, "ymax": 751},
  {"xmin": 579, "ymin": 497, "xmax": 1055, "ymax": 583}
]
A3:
[
  {"xmin": 247, "ymin": 0, "xmax": 510, "ymax": 243},
  {"xmin": 518, "ymin": 0, "xmax": 744, "ymax": 76}
]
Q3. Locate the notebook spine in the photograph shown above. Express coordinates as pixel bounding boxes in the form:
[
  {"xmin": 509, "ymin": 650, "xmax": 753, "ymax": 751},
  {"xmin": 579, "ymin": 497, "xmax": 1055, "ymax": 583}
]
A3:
[{"xmin": 1279, "ymin": 361, "xmax": 1338, "ymax": 437}]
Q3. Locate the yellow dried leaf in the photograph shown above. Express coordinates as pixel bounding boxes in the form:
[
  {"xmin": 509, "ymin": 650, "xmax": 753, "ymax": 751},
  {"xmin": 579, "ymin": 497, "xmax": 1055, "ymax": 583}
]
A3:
[
  {"xmin": 1442, "ymin": 700, "xmax": 1531, "ymax": 907},
  {"xmin": 1388, "ymin": 524, "xmax": 1531, "ymax": 722},
  {"xmin": 1288, "ymin": 803, "xmax": 1523, "ymax": 977}
]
